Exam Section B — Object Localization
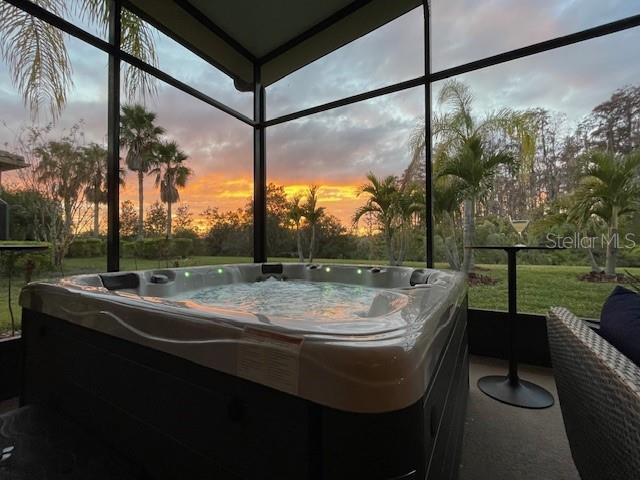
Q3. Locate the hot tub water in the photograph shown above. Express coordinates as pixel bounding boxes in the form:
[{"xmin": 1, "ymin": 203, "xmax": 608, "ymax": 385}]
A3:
[{"xmin": 181, "ymin": 279, "xmax": 383, "ymax": 321}]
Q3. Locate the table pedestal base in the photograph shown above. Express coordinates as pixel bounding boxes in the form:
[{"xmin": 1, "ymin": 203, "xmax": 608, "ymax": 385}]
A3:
[{"xmin": 478, "ymin": 375, "xmax": 554, "ymax": 409}]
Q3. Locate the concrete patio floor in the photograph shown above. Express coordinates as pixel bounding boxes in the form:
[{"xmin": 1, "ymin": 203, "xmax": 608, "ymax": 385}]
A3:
[{"xmin": 459, "ymin": 355, "xmax": 580, "ymax": 480}]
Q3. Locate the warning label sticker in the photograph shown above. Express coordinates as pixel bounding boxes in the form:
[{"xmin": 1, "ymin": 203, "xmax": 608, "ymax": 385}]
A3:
[{"xmin": 237, "ymin": 328, "xmax": 303, "ymax": 395}]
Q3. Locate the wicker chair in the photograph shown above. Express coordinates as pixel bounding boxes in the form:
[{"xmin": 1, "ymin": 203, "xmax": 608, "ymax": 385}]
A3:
[{"xmin": 547, "ymin": 307, "xmax": 640, "ymax": 480}]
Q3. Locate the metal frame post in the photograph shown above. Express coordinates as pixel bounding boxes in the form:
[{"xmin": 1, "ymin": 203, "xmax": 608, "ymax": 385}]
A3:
[
  {"xmin": 107, "ymin": 0, "xmax": 121, "ymax": 271},
  {"xmin": 253, "ymin": 65, "xmax": 267, "ymax": 263},
  {"xmin": 424, "ymin": 1, "xmax": 434, "ymax": 268}
]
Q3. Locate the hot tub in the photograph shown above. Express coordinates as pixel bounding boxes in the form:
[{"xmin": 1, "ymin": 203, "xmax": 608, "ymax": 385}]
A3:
[{"xmin": 19, "ymin": 263, "xmax": 469, "ymax": 480}]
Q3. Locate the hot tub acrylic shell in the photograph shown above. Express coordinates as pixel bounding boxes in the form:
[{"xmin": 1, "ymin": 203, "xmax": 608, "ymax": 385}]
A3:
[
  {"xmin": 20, "ymin": 263, "xmax": 469, "ymax": 479},
  {"xmin": 20, "ymin": 263, "xmax": 466, "ymax": 414}
]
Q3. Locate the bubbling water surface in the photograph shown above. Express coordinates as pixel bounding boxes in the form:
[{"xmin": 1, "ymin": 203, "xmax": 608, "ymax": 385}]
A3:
[{"xmin": 183, "ymin": 279, "xmax": 381, "ymax": 320}]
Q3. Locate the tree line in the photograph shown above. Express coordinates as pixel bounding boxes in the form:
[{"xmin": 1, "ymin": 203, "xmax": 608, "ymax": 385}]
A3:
[
  {"xmin": 2, "ymin": 83, "xmax": 639, "ymax": 276},
  {"xmin": 1, "ymin": 1, "xmax": 638, "ymax": 277},
  {"xmin": 406, "ymin": 81, "xmax": 640, "ymax": 276},
  {"xmin": 0, "ymin": 102, "xmax": 194, "ymax": 266}
]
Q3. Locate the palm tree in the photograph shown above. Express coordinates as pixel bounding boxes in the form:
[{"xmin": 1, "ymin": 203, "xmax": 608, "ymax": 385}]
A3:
[
  {"xmin": 83, "ymin": 143, "xmax": 108, "ymax": 237},
  {"xmin": 569, "ymin": 150, "xmax": 640, "ymax": 276},
  {"xmin": 35, "ymin": 140, "xmax": 86, "ymax": 235},
  {"xmin": 433, "ymin": 174, "xmax": 464, "ymax": 270},
  {"xmin": 0, "ymin": 1, "xmax": 157, "ymax": 120},
  {"xmin": 83, "ymin": 142, "xmax": 125, "ymax": 237},
  {"xmin": 409, "ymin": 80, "xmax": 536, "ymax": 273},
  {"xmin": 35, "ymin": 139, "xmax": 88, "ymax": 265},
  {"xmin": 533, "ymin": 198, "xmax": 603, "ymax": 273},
  {"xmin": 438, "ymin": 136, "xmax": 514, "ymax": 272},
  {"xmin": 354, "ymin": 174, "xmax": 422, "ymax": 266},
  {"xmin": 148, "ymin": 141, "xmax": 191, "ymax": 238},
  {"xmin": 393, "ymin": 182, "xmax": 423, "ymax": 265},
  {"xmin": 353, "ymin": 173, "xmax": 400, "ymax": 265},
  {"xmin": 302, "ymin": 185, "xmax": 325, "ymax": 263},
  {"xmin": 287, "ymin": 195, "xmax": 305, "ymax": 261},
  {"xmin": 120, "ymin": 104, "xmax": 165, "ymax": 239}
]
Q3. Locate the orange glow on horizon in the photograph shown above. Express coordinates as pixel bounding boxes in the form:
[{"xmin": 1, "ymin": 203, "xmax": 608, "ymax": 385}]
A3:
[{"xmin": 119, "ymin": 173, "xmax": 368, "ymax": 230}]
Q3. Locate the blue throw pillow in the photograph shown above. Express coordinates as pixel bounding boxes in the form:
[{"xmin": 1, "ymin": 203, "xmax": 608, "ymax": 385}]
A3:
[{"xmin": 600, "ymin": 285, "xmax": 640, "ymax": 367}]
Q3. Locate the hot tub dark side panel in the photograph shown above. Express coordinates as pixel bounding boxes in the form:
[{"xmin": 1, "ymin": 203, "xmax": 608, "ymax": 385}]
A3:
[
  {"xmin": 20, "ymin": 300, "xmax": 469, "ymax": 480},
  {"xmin": 0, "ymin": 336, "xmax": 21, "ymax": 401},
  {"xmin": 425, "ymin": 314, "xmax": 468, "ymax": 480},
  {"xmin": 425, "ymin": 300, "xmax": 468, "ymax": 480},
  {"xmin": 320, "ymin": 297, "xmax": 469, "ymax": 480},
  {"xmin": 21, "ymin": 308, "xmax": 312, "ymax": 480}
]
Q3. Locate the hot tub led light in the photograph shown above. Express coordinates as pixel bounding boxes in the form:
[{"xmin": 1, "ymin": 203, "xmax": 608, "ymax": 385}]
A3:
[
  {"xmin": 184, "ymin": 272, "xmax": 190, "ymax": 277},
  {"xmin": 217, "ymin": 268, "xmax": 224, "ymax": 274},
  {"xmin": 325, "ymin": 267, "xmax": 331, "ymax": 272},
  {"xmin": 357, "ymin": 268, "xmax": 362, "ymax": 274}
]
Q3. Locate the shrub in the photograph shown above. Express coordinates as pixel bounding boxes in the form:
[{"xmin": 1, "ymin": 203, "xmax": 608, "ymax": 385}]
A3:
[
  {"xmin": 67, "ymin": 238, "xmax": 104, "ymax": 258},
  {"xmin": 140, "ymin": 238, "xmax": 168, "ymax": 259},
  {"xmin": 19, "ymin": 250, "xmax": 53, "ymax": 282},
  {"xmin": 134, "ymin": 240, "xmax": 145, "ymax": 258},
  {"xmin": 130, "ymin": 238, "xmax": 194, "ymax": 260},
  {"xmin": 0, "ymin": 244, "xmax": 53, "ymax": 281},
  {"xmin": 620, "ymin": 246, "xmax": 640, "ymax": 267},
  {"xmin": 170, "ymin": 238, "xmax": 193, "ymax": 258},
  {"xmin": 85, "ymin": 238, "xmax": 103, "ymax": 257},
  {"xmin": 192, "ymin": 238, "xmax": 208, "ymax": 256},
  {"xmin": 67, "ymin": 239, "xmax": 85, "ymax": 258},
  {"xmin": 120, "ymin": 241, "xmax": 137, "ymax": 258}
]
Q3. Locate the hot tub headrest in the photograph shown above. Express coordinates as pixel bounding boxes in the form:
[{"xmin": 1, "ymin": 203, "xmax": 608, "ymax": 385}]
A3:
[
  {"xmin": 410, "ymin": 269, "xmax": 431, "ymax": 286},
  {"xmin": 150, "ymin": 274, "xmax": 170, "ymax": 284},
  {"xmin": 150, "ymin": 270, "xmax": 176, "ymax": 284},
  {"xmin": 99, "ymin": 272, "xmax": 140, "ymax": 290},
  {"xmin": 261, "ymin": 263, "xmax": 283, "ymax": 275}
]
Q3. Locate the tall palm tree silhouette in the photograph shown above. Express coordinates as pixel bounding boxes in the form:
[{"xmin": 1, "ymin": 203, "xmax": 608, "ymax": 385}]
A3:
[
  {"xmin": 83, "ymin": 142, "xmax": 125, "ymax": 236},
  {"xmin": 302, "ymin": 186, "xmax": 325, "ymax": 263},
  {"xmin": 287, "ymin": 195, "xmax": 305, "ymax": 261},
  {"xmin": 149, "ymin": 140, "xmax": 191, "ymax": 238},
  {"xmin": 354, "ymin": 173, "xmax": 400, "ymax": 265},
  {"xmin": 82, "ymin": 143, "xmax": 108, "ymax": 237},
  {"xmin": 120, "ymin": 104, "xmax": 165, "ymax": 239}
]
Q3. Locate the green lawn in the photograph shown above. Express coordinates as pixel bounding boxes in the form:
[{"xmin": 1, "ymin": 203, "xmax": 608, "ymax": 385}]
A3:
[
  {"xmin": 466, "ymin": 264, "xmax": 636, "ymax": 318},
  {"xmin": 1, "ymin": 256, "xmax": 634, "ymax": 335}
]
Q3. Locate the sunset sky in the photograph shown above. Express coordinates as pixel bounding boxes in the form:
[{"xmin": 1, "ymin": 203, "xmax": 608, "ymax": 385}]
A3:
[{"xmin": 0, "ymin": 0, "xmax": 639, "ymax": 230}]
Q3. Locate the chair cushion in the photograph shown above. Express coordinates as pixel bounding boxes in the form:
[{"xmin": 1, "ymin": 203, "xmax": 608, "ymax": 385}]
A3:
[{"xmin": 600, "ymin": 286, "xmax": 640, "ymax": 367}]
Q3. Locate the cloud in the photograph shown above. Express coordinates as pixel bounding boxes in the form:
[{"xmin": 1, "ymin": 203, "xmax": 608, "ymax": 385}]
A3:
[
  {"xmin": 266, "ymin": 7, "xmax": 424, "ymax": 119},
  {"xmin": 267, "ymin": 87, "xmax": 423, "ymax": 188},
  {"xmin": 431, "ymin": 0, "xmax": 639, "ymax": 72},
  {"xmin": 435, "ymin": 26, "xmax": 640, "ymax": 125}
]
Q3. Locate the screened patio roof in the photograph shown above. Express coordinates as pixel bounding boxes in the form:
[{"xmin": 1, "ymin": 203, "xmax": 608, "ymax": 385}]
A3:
[
  {"xmin": 0, "ymin": 150, "xmax": 27, "ymax": 172},
  {"xmin": 126, "ymin": 0, "xmax": 422, "ymax": 88}
]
